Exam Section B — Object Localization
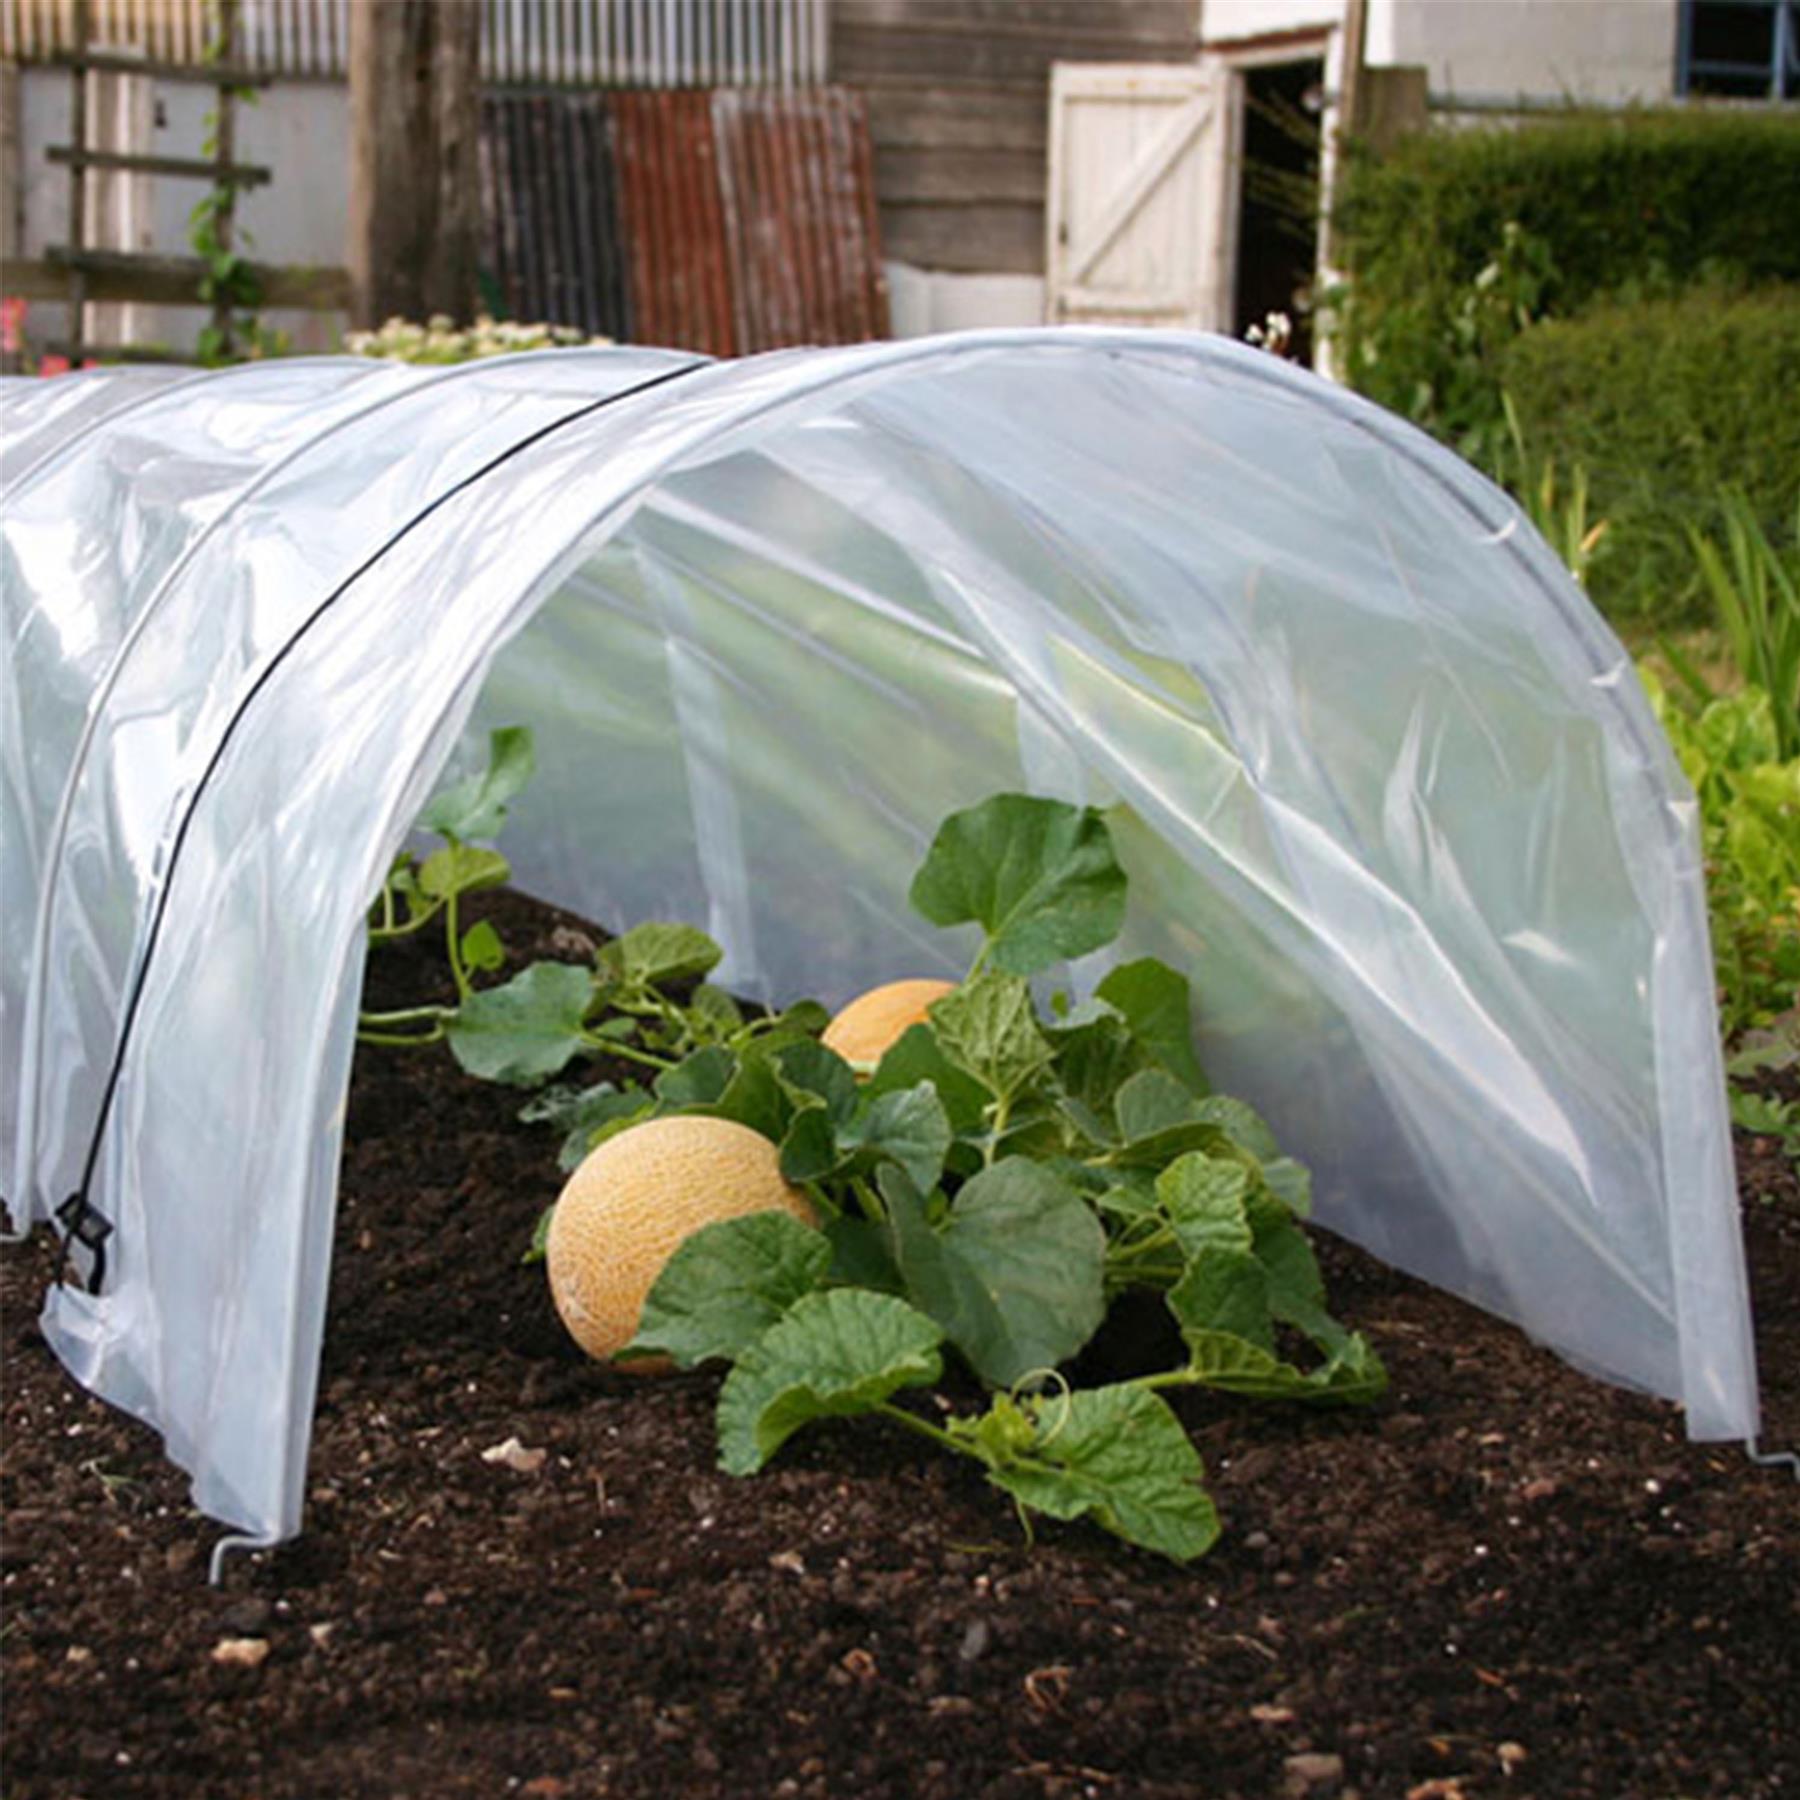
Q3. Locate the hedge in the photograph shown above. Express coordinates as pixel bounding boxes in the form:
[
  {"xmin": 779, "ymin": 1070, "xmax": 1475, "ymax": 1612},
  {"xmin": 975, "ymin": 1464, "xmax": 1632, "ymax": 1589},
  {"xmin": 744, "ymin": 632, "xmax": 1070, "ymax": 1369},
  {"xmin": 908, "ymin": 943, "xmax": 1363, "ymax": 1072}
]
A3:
[
  {"xmin": 1331, "ymin": 107, "xmax": 1800, "ymax": 455},
  {"xmin": 1499, "ymin": 286, "xmax": 1800, "ymax": 624}
]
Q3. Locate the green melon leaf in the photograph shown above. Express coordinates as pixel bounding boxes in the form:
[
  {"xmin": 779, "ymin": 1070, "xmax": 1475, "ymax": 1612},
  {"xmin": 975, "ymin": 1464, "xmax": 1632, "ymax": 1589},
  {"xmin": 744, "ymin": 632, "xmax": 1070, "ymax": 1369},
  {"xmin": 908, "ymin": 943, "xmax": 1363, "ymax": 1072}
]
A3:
[
  {"xmin": 656, "ymin": 1046, "xmax": 738, "ymax": 1109},
  {"xmin": 418, "ymin": 843, "xmax": 511, "ymax": 902},
  {"xmin": 845, "ymin": 1081, "xmax": 954, "ymax": 1194},
  {"xmin": 1095, "ymin": 957, "xmax": 1209, "ymax": 1095},
  {"xmin": 1179, "ymin": 1327, "xmax": 1387, "ymax": 1405},
  {"xmin": 1049, "ymin": 1013, "xmax": 1143, "ymax": 1135},
  {"xmin": 688, "ymin": 983, "xmax": 745, "ymax": 1035},
  {"xmin": 766, "ymin": 998, "xmax": 833, "ymax": 1038},
  {"xmin": 716, "ymin": 1289, "xmax": 945, "ymax": 1476},
  {"xmin": 1156, "ymin": 1152, "xmax": 1254, "ymax": 1257},
  {"xmin": 600, "ymin": 921, "xmax": 724, "ymax": 988},
  {"xmin": 700, "ymin": 1050, "xmax": 794, "ymax": 1147},
  {"xmin": 863, "ymin": 1023, "xmax": 990, "ymax": 1135},
  {"xmin": 459, "ymin": 919, "xmax": 506, "ymax": 974},
  {"xmin": 1166, "ymin": 1248, "xmax": 1274, "ymax": 1350},
  {"xmin": 970, "ymin": 1384, "xmax": 1220, "ymax": 1563},
  {"xmin": 928, "ymin": 971, "xmax": 1053, "ymax": 1106},
  {"xmin": 774, "ymin": 1040, "xmax": 862, "ymax": 1128},
  {"xmin": 629, "ymin": 1212, "xmax": 831, "ymax": 1369},
  {"xmin": 881, "ymin": 1159, "xmax": 1107, "ymax": 1388},
  {"xmin": 1247, "ymin": 1193, "xmax": 1348, "ymax": 1353},
  {"xmin": 778, "ymin": 1104, "xmax": 842, "ymax": 1184},
  {"xmin": 1260, "ymin": 1156, "xmax": 1314, "ymax": 1219},
  {"xmin": 519, "ymin": 1081, "xmax": 658, "ymax": 1172},
  {"xmin": 1114, "ymin": 1068, "xmax": 1203, "ymax": 1145},
  {"xmin": 418, "ymin": 725, "xmax": 535, "ymax": 843},
  {"xmin": 1192, "ymin": 1095, "xmax": 1282, "ymax": 1164},
  {"xmin": 908, "ymin": 793, "xmax": 1128, "ymax": 975},
  {"xmin": 446, "ymin": 961, "xmax": 596, "ymax": 1085}
]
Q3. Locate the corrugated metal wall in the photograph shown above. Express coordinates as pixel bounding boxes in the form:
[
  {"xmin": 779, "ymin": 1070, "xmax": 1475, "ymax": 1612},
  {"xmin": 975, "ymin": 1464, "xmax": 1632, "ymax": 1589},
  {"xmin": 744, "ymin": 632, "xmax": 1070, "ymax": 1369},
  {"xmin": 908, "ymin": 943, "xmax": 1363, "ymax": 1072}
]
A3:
[
  {"xmin": 0, "ymin": 0, "xmax": 828, "ymax": 86},
  {"xmin": 480, "ymin": 85, "xmax": 887, "ymax": 353},
  {"xmin": 485, "ymin": 0, "xmax": 828, "ymax": 88}
]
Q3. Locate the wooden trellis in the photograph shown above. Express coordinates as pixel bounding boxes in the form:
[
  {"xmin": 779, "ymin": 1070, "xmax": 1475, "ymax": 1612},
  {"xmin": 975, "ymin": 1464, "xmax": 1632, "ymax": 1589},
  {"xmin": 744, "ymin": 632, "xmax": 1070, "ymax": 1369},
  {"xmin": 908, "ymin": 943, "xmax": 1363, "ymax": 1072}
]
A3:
[{"xmin": 37, "ymin": 0, "xmax": 273, "ymax": 362}]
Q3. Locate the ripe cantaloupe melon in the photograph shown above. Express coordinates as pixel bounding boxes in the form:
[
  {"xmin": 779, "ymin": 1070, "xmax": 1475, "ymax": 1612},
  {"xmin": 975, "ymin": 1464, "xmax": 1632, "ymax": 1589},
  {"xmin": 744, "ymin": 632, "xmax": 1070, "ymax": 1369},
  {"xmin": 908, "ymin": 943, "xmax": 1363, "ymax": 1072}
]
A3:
[
  {"xmin": 821, "ymin": 978, "xmax": 956, "ymax": 1070},
  {"xmin": 546, "ymin": 1115, "xmax": 813, "ymax": 1364}
]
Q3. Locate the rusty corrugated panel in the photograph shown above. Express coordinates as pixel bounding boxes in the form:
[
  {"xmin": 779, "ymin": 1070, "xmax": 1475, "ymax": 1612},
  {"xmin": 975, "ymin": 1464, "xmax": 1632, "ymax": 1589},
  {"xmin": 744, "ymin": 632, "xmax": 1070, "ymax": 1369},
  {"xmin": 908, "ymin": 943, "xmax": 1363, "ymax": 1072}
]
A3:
[
  {"xmin": 713, "ymin": 87, "xmax": 887, "ymax": 352},
  {"xmin": 480, "ymin": 91, "xmax": 632, "ymax": 340},
  {"xmin": 612, "ymin": 88, "xmax": 737, "ymax": 357},
  {"xmin": 481, "ymin": 82, "xmax": 884, "ymax": 355}
]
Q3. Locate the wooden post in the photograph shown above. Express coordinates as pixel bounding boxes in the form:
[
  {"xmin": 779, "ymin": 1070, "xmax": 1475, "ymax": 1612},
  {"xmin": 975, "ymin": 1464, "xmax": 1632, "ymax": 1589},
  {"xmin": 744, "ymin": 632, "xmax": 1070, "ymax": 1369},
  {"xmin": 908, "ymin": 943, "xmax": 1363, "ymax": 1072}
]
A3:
[
  {"xmin": 1337, "ymin": 0, "xmax": 1370, "ymax": 143},
  {"xmin": 66, "ymin": 0, "xmax": 90, "ymax": 350},
  {"xmin": 2, "ymin": 59, "xmax": 22, "ymax": 267},
  {"xmin": 347, "ymin": 0, "xmax": 482, "ymax": 328},
  {"xmin": 1318, "ymin": 0, "xmax": 1372, "ymax": 282},
  {"xmin": 1361, "ymin": 64, "xmax": 1428, "ymax": 156},
  {"xmin": 211, "ymin": 0, "xmax": 240, "ymax": 358}
]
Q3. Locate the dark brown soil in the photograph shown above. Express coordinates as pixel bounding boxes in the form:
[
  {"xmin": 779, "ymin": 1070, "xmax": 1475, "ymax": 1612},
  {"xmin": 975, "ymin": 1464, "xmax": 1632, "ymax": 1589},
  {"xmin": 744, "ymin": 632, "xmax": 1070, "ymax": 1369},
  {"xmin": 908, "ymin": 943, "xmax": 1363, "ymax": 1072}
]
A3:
[{"xmin": 4, "ymin": 890, "xmax": 1798, "ymax": 1800}]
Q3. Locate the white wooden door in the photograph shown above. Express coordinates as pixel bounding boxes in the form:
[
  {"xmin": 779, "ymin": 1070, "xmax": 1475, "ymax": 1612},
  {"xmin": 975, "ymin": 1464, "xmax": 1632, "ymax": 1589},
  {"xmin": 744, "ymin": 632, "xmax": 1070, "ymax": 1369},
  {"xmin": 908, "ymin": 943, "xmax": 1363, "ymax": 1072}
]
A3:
[{"xmin": 1046, "ymin": 61, "xmax": 1240, "ymax": 332}]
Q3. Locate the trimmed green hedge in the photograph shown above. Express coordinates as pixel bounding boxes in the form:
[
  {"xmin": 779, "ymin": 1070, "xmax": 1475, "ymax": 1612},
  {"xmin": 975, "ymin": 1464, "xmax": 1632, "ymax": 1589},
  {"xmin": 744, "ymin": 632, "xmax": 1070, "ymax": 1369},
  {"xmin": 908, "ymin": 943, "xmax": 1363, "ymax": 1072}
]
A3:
[
  {"xmin": 1500, "ymin": 287, "xmax": 1800, "ymax": 624},
  {"xmin": 1332, "ymin": 107, "xmax": 1800, "ymax": 456}
]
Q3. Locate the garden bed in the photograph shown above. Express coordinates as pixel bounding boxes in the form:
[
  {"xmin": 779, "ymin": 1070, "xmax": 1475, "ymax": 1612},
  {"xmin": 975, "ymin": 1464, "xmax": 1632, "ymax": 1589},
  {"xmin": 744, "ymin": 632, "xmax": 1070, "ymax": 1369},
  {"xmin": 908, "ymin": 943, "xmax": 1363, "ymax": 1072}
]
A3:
[{"xmin": 4, "ymin": 889, "xmax": 1797, "ymax": 1800}]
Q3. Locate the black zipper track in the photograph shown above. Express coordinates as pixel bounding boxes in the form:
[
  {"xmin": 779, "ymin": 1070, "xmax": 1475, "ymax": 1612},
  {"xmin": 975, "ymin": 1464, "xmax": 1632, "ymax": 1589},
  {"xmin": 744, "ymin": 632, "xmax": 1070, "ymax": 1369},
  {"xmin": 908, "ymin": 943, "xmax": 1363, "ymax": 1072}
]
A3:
[{"xmin": 61, "ymin": 358, "xmax": 709, "ymax": 1279}]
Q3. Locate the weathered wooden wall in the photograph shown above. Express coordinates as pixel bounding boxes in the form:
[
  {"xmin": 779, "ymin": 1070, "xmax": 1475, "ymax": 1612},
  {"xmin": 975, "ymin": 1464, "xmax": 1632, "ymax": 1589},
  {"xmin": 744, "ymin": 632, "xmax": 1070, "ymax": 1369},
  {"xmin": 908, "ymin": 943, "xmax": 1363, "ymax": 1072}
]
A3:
[{"xmin": 831, "ymin": 0, "xmax": 1198, "ymax": 275}]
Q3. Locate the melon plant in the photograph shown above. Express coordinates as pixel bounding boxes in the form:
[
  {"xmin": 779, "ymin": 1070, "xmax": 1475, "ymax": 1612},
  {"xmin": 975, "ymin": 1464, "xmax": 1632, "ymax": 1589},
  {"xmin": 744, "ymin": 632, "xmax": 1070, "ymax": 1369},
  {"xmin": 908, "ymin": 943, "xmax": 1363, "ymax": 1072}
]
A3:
[{"xmin": 364, "ymin": 746, "xmax": 1386, "ymax": 1563}]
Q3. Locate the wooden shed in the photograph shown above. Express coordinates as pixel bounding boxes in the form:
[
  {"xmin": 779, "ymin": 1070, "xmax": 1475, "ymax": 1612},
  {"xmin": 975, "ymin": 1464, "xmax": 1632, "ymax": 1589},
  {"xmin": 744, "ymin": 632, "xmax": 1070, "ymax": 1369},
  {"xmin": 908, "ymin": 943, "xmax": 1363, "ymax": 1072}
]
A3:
[{"xmin": 832, "ymin": 0, "xmax": 1205, "ymax": 333}]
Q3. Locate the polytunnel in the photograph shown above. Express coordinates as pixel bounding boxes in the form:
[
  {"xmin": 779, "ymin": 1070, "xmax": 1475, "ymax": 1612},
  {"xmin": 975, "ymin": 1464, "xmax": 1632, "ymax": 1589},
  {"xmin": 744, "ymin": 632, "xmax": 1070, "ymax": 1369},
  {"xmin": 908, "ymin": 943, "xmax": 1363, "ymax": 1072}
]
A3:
[{"xmin": 0, "ymin": 330, "xmax": 1756, "ymax": 1555}]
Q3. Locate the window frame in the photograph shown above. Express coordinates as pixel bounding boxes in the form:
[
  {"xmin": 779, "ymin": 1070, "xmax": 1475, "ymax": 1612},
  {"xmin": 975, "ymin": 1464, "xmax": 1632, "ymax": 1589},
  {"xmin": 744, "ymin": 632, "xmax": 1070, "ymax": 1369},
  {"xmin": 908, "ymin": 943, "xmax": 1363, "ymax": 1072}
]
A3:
[{"xmin": 1677, "ymin": 0, "xmax": 1798, "ymax": 99}]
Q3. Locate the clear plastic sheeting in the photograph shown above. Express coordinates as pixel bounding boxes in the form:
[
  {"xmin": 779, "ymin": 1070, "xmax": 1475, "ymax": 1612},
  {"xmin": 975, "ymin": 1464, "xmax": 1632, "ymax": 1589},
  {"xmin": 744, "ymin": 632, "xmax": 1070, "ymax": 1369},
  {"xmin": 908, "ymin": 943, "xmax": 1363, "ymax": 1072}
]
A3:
[
  {"xmin": 1, "ymin": 356, "xmax": 409, "ymax": 1218},
  {"xmin": 0, "ymin": 332, "xmax": 1755, "ymax": 1546}
]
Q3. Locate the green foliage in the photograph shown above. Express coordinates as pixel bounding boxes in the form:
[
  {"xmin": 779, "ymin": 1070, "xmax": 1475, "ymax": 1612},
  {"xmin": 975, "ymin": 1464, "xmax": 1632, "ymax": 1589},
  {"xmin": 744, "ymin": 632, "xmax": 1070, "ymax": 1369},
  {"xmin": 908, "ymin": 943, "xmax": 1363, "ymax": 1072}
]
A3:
[
  {"xmin": 367, "ymin": 766, "xmax": 1384, "ymax": 1562},
  {"xmin": 359, "ymin": 727, "xmax": 810, "ymax": 1083},
  {"xmin": 1332, "ymin": 108, "xmax": 1800, "ymax": 525},
  {"xmin": 1093, "ymin": 958, "xmax": 1209, "ymax": 1095},
  {"xmin": 1491, "ymin": 393, "xmax": 1611, "ymax": 590},
  {"xmin": 602, "ymin": 798, "xmax": 1382, "ymax": 1561},
  {"xmin": 927, "ymin": 972, "xmax": 1054, "ymax": 1120},
  {"xmin": 1726, "ymin": 1024, "xmax": 1800, "ymax": 1190},
  {"xmin": 880, "ymin": 1159, "xmax": 1108, "ymax": 1388},
  {"xmin": 189, "ymin": 10, "xmax": 281, "ymax": 367},
  {"xmin": 628, "ymin": 1211, "xmax": 832, "ymax": 1369},
  {"xmin": 1499, "ymin": 292, "xmax": 1800, "ymax": 624},
  {"xmin": 715, "ymin": 1289, "xmax": 945, "ymax": 1477},
  {"xmin": 952, "ymin": 1384, "xmax": 1221, "ymax": 1564},
  {"xmin": 909, "ymin": 793, "xmax": 1130, "ymax": 977},
  {"xmin": 1685, "ymin": 495, "xmax": 1800, "ymax": 761},
  {"xmin": 445, "ymin": 962, "xmax": 596, "ymax": 1085},
  {"xmin": 1641, "ymin": 669, "xmax": 1800, "ymax": 1040},
  {"xmin": 419, "ymin": 727, "xmax": 536, "ymax": 840},
  {"xmin": 1335, "ymin": 214, "xmax": 1559, "ymax": 465}
]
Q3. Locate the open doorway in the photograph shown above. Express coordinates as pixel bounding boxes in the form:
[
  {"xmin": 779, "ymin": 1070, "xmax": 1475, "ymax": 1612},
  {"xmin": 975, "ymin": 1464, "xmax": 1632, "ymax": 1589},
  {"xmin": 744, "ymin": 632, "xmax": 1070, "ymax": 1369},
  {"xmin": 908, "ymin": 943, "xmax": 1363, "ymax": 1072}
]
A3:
[{"xmin": 1232, "ymin": 56, "xmax": 1325, "ymax": 364}]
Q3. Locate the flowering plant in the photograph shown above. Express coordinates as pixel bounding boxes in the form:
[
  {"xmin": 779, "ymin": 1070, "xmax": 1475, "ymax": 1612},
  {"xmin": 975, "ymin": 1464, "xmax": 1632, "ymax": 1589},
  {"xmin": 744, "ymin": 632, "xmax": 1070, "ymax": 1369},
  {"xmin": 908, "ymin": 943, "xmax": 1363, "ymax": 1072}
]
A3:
[{"xmin": 344, "ymin": 314, "xmax": 606, "ymax": 364}]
